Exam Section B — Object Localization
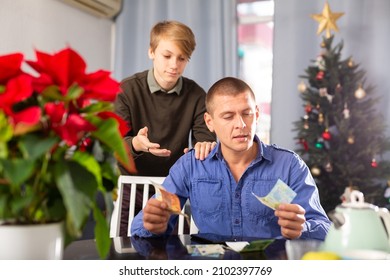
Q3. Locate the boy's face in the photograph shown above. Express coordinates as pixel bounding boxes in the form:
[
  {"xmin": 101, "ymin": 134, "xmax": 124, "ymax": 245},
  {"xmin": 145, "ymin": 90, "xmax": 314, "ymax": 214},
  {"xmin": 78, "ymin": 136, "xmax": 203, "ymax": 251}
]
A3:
[
  {"xmin": 149, "ymin": 39, "xmax": 188, "ymax": 91},
  {"xmin": 204, "ymin": 91, "xmax": 259, "ymax": 154}
]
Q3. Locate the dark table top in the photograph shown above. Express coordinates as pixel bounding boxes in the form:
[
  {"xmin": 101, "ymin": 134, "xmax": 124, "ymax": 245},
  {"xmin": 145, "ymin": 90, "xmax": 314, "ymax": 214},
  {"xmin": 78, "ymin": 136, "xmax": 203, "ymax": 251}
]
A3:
[{"xmin": 64, "ymin": 234, "xmax": 288, "ymax": 260}]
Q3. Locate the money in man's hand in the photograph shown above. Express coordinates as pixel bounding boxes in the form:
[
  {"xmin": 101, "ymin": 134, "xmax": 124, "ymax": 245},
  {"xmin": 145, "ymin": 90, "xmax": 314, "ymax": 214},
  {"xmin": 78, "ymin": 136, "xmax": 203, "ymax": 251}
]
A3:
[{"xmin": 252, "ymin": 179, "xmax": 297, "ymax": 210}]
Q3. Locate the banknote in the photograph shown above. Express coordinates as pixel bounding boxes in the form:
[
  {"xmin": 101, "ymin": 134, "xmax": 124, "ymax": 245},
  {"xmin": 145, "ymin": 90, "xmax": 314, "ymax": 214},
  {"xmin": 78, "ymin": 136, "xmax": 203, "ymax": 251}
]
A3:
[
  {"xmin": 186, "ymin": 244, "xmax": 224, "ymax": 257},
  {"xmin": 252, "ymin": 179, "xmax": 297, "ymax": 210},
  {"xmin": 150, "ymin": 181, "xmax": 190, "ymax": 225}
]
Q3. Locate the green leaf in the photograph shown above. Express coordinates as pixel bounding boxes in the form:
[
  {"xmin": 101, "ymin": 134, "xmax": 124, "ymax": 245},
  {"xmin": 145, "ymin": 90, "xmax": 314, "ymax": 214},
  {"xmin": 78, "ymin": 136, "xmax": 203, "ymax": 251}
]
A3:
[
  {"xmin": 40, "ymin": 85, "xmax": 65, "ymax": 101},
  {"xmin": 19, "ymin": 134, "xmax": 58, "ymax": 160},
  {"xmin": 0, "ymin": 142, "xmax": 8, "ymax": 159},
  {"xmin": 93, "ymin": 204, "xmax": 111, "ymax": 259},
  {"xmin": 0, "ymin": 194, "xmax": 8, "ymax": 218},
  {"xmin": 100, "ymin": 159, "xmax": 118, "ymax": 188},
  {"xmin": 65, "ymin": 84, "xmax": 84, "ymax": 100},
  {"xmin": 41, "ymin": 85, "xmax": 83, "ymax": 102},
  {"xmin": 45, "ymin": 196, "xmax": 66, "ymax": 223},
  {"xmin": 81, "ymin": 101, "xmax": 113, "ymax": 114},
  {"xmin": 89, "ymin": 117, "xmax": 129, "ymax": 166},
  {"xmin": 11, "ymin": 194, "xmax": 34, "ymax": 221},
  {"xmin": 71, "ymin": 151, "xmax": 102, "ymax": 188},
  {"xmin": 1, "ymin": 158, "xmax": 35, "ymax": 187},
  {"xmin": 55, "ymin": 161, "xmax": 97, "ymax": 232},
  {"xmin": 0, "ymin": 111, "xmax": 13, "ymax": 143},
  {"xmin": 102, "ymin": 191, "xmax": 114, "ymax": 224}
]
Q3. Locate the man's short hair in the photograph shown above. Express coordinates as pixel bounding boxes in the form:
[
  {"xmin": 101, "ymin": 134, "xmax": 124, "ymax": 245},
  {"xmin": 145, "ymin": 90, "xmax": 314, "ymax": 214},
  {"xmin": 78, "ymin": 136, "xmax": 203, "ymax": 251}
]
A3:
[{"xmin": 206, "ymin": 77, "xmax": 256, "ymax": 115}]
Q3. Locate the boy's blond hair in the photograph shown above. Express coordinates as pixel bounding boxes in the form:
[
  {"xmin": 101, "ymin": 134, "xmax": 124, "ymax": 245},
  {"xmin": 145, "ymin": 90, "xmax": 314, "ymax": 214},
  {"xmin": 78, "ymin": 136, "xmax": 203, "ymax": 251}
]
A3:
[{"xmin": 150, "ymin": 20, "xmax": 196, "ymax": 60}]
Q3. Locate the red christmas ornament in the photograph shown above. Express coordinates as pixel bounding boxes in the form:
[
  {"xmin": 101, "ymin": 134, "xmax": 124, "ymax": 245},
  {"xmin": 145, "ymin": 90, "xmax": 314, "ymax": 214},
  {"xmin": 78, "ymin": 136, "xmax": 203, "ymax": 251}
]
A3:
[
  {"xmin": 316, "ymin": 71, "xmax": 324, "ymax": 80},
  {"xmin": 322, "ymin": 130, "xmax": 331, "ymax": 141},
  {"xmin": 305, "ymin": 104, "xmax": 312, "ymax": 113},
  {"xmin": 299, "ymin": 138, "xmax": 309, "ymax": 151},
  {"xmin": 371, "ymin": 158, "xmax": 378, "ymax": 168}
]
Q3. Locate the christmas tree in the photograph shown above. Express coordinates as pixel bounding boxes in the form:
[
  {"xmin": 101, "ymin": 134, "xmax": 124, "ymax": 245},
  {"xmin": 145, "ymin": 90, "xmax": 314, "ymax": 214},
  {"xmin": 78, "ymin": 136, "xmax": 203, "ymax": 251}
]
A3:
[{"xmin": 293, "ymin": 3, "xmax": 390, "ymax": 213}]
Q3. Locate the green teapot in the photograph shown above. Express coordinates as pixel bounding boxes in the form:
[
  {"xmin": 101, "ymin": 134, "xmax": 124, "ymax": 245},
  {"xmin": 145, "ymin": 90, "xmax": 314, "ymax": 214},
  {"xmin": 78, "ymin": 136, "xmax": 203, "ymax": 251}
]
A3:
[{"xmin": 322, "ymin": 190, "xmax": 390, "ymax": 254}]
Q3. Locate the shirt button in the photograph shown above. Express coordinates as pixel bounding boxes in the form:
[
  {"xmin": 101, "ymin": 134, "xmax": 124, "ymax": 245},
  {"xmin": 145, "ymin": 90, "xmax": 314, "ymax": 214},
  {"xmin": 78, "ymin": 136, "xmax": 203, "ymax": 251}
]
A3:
[{"xmin": 235, "ymin": 219, "xmax": 240, "ymax": 224}]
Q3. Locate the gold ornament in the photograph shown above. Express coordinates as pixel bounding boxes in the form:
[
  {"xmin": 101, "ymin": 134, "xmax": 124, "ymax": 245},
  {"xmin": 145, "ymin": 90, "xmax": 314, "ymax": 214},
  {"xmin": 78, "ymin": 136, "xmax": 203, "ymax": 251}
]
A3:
[
  {"xmin": 311, "ymin": 2, "xmax": 344, "ymax": 38},
  {"xmin": 311, "ymin": 166, "xmax": 321, "ymax": 176},
  {"xmin": 298, "ymin": 80, "xmax": 307, "ymax": 93},
  {"xmin": 319, "ymin": 88, "xmax": 327, "ymax": 97},
  {"xmin": 354, "ymin": 85, "xmax": 366, "ymax": 99},
  {"xmin": 318, "ymin": 113, "xmax": 324, "ymax": 124},
  {"xmin": 348, "ymin": 58, "xmax": 354, "ymax": 67},
  {"xmin": 347, "ymin": 135, "xmax": 355, "ymax": 144}
]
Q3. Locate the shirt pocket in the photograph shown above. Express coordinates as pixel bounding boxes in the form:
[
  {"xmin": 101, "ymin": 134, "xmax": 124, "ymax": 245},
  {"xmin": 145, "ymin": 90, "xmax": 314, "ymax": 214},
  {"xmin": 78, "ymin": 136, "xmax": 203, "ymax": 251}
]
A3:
[
  {"xmin": 190, "ymin": 179, "xmax": 227, "ymax": 219},
  {"xmin": 244, "ymin": 179, "xmax": 276, "ymax": 221}
]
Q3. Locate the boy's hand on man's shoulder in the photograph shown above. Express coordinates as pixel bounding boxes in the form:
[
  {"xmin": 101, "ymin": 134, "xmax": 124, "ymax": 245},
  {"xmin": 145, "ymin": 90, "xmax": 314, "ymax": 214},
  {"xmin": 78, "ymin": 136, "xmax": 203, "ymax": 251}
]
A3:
[{"xmin": 185, "ymin": 141, "xmax": 217, "ymax": 160}]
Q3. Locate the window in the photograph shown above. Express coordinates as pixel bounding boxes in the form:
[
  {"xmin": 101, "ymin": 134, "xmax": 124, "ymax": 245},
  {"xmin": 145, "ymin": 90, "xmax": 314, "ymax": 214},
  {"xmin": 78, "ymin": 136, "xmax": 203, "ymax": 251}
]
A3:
[{"xmin": 237, "ymin": 0, "xmax": 274, "ymax": 144}]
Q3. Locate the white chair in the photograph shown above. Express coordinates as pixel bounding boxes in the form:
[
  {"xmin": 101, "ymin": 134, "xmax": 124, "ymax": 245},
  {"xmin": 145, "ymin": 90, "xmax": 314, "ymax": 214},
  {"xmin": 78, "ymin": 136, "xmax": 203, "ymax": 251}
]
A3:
[{"xmin": 110, "ymin": 175, "xmax": 198, "ymax": 237}]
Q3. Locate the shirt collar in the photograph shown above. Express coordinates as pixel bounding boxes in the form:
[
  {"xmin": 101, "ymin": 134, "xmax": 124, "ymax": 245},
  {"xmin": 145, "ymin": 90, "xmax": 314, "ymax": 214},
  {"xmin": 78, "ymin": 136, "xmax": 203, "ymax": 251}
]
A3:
[
  {"xmin": 211, "ymin": 135, "xmax": 270, "ymax": 163},
  {"xmin": 147, "ymin": 69, "xmax": 182, "ymax": 95},
  {"xmin": 258, "ymin": 136, "xmax": 272, "ymax": 163}
]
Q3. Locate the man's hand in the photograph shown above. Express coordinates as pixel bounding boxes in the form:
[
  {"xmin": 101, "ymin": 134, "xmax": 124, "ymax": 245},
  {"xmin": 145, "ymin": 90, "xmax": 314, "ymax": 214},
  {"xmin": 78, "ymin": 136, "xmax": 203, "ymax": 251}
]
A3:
[
  {"xmin": 184, "ymin": 141, "xmax": 217, "ymax": 160},
  {"xmin": 143, "ymin": 198, "xmax": 171, "ymax": 234},
  {"xmin": 275, "ymin": 204, "xmax": 306, "ymax": 239},
  {"xmin": 132, "ymin": 126, "xmax": 171, "ymax": 157}
]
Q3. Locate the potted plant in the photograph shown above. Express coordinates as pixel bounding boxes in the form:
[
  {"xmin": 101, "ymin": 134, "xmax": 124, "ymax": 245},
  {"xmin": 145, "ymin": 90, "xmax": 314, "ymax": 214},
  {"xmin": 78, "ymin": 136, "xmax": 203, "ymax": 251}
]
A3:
[{"xmin": 0, "ymin": 47, "xmax": 135, "ymax": 259}]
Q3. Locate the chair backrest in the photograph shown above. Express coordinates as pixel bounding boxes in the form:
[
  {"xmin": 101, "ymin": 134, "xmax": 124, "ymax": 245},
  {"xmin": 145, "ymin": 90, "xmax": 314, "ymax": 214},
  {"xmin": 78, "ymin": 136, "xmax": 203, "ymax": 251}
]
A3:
[{"xmin": 110, "ymin": 175, "xmax": 198, "ymax": 237}]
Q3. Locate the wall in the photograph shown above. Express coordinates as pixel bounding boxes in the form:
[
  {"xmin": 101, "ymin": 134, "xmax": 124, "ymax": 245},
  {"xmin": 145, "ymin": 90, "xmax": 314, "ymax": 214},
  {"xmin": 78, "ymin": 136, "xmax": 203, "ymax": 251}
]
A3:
[{"xmin": 0, "ymin": 0, "xmax": 114, "ymax": 72}]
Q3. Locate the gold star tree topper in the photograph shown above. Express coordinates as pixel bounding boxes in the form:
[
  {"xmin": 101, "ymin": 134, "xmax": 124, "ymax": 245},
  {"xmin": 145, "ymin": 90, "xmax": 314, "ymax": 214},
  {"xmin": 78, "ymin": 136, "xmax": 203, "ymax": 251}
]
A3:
[{"xmin": 311, "ymin": 2, "xmax": 344, "ymax": 38}]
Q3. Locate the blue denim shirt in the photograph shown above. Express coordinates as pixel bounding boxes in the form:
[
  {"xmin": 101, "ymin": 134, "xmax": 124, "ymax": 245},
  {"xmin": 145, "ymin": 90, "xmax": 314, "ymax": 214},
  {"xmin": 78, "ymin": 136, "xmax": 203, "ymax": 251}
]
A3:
[{"xmin": 131, "ymin": 136, "xmax": 331, "ymax": 240}]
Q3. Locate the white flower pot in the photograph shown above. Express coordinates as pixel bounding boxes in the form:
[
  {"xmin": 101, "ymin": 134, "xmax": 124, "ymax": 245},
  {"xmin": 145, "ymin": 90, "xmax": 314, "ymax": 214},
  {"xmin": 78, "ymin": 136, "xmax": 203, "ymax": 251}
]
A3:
[{"xmin": 0, "ymin": 222, "xmax": 64, "ymax": 260}]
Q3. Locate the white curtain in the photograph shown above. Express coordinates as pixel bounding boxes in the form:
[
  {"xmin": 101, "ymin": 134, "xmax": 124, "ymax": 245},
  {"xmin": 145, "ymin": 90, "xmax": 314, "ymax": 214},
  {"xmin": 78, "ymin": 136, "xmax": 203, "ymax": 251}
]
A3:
[
  {"xmin": 113, "ymin": 0, "xmax": 238, "ymax": 91},
  {"xmin": 272, "ymin": 0, "xmax": 390, "ymax": 150}
]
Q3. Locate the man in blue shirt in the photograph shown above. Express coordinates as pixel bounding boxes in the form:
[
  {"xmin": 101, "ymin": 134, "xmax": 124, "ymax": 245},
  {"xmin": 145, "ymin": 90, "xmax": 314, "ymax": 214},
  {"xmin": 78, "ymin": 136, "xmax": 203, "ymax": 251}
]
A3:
[{"xmin": 131, "ymin": 77, "xmax": 331, "ymax": 240}]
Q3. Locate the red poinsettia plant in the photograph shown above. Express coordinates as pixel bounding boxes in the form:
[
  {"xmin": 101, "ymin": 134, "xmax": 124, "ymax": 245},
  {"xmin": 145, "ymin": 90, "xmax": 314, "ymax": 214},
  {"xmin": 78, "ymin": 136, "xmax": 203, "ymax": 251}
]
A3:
[{"xmin": 0, "ymin": 47, "xmax": 134, "ymax": 258}]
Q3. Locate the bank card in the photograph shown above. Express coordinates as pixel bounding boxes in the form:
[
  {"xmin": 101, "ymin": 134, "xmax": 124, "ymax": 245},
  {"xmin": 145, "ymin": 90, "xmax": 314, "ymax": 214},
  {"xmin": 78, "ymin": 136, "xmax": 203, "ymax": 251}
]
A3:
[
  {"xmin": 150, "ymin": 181, "xmax": 190, "ymax": 225},
  {"xmin": 252, "ymin": 179, "xmax": 297, "ymax": 210}
]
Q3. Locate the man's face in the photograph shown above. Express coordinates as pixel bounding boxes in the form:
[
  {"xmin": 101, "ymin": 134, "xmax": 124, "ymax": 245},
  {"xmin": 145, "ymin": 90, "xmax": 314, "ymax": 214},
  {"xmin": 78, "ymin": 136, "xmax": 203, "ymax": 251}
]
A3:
[
  {"xmin": 149, "ymin": 39, "xmax": 188, "ymax": 91},
  {"xmin": 204, "ymin": 91, "xmax": 259, "ymax": 154}
]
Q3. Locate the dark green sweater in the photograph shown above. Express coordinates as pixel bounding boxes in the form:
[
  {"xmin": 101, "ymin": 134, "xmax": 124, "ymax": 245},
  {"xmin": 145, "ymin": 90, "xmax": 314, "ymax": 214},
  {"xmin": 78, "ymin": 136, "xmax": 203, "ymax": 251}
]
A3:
[{"xmin": 115, "ymin": 70, "xmax": 216, "ymax": 176}]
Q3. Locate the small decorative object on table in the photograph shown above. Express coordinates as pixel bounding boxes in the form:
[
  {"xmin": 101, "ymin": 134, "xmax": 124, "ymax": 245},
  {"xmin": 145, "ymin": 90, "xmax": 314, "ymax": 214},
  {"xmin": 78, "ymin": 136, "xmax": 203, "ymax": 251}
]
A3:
[{"xmin": 0, "ymin": 47, "xmax": 135, "ymax": 259}]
